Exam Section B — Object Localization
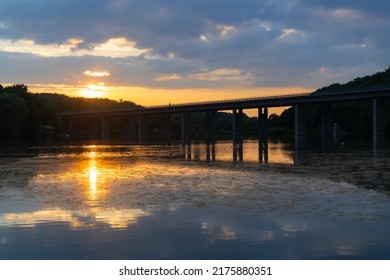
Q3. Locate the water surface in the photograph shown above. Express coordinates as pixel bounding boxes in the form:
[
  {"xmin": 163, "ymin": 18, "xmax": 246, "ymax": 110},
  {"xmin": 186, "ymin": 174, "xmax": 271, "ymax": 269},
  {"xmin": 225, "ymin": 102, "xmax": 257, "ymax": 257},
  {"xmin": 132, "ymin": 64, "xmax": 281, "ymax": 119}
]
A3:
[{"xmin": 1, "ymin": 141, "xmax": 390, "ymax": 259}]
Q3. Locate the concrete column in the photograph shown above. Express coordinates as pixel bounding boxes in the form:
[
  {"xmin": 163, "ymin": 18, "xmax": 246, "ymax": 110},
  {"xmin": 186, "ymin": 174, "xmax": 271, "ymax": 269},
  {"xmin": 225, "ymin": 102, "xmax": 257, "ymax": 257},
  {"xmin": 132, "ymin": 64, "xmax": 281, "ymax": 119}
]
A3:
[
  {"xmin": 67, "ymin": 119, "xmax": 74, "ymax": 139},
  {"xmin": 123, "ymin": 116, "xmax": 137, "ymax": 141},
  {"xmin": 206, "ymin": 110, "xmax": 216, "ymax": 161},
  {"xmin": 101, "ymin": 117, "xmax": 111, "ymax": 140},
  {"xmin": 258, "ymin": 107, "xmax": 269, "ymax": 163},
  {"xmin": 373, "ymin": 98, "xmax": 385, "ymax": 150},
  {"xmin": 295, "ymin": 104, "xmax": 306, "ymax": 150},
  {"xmin": 163, "ymin": 113, "xmax": 171, "ymax": 144},
  {"xmin": 232, "ymin": 108, "xmax": 244, "ymax": 162},
  {"xmin": 232, "ymin": 108, "xmax": 243, "ymax": 145},
  {"xmin": 181, "ymin": 112, "xmax": 192, "ymax": 145},
  {"xmin": 206, "ymin": 110, "xmax": 216, "ymax": 145},
  {"xmin": 321, "ymin": 102, "xmax": 333, "ymax": 150},
  {"xmin": 138, "ymin": 114, "xmax": 148, "ymax": 144},
  {"xmin": 88, "ymin": 117, "xmax": 99, "ymax": 139}
]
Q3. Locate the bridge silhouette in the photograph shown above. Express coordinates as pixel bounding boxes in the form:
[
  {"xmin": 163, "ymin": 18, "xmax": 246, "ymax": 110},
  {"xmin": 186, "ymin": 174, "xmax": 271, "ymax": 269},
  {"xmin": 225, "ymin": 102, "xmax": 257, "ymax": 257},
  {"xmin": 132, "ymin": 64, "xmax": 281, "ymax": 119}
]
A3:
[{"xmin": 61, "ymin": 86, "xmax": 390, "ymax": 159}]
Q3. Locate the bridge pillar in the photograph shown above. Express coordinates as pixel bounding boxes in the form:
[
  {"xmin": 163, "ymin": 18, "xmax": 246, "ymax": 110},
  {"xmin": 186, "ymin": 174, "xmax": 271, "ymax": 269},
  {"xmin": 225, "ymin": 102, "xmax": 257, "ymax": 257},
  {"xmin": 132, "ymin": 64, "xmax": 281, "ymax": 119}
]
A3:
[
  {"xmin": 67, "ymin": 119, "xmax": 74, "ymax": 139},
  {"xmin": 232, "ymin": 108, "xmax": 243, "ymax": 145},
  {"xmin": 258, "ymin": 107, "xmax": 269, "ymax": 163},
  {"xmin": 181, "ymin": 112, "xmax": 192, "ymax": 146},
  {"xmin": 206, "ymin": 111, "xmax": 216, "ymax": 145},
  {"xmin": 88, "ymin": 117, "xmax": 99, "ymax": 139},
  {"xmin": 233, "ymin": 108, "xmax": 244, "ymax": 162},
  {"xmin": 321, "ymin": 102, "xmax": 333, "ymax": 150},
  {"xmin": 295, "ymin": 104, "xmax": 306, "ymax": 150},
  {"xmin": 206, "ymin": 111, "xmax": 216, "ymax": 161},
  {"xmin": 101, "ymin": 117, "xmax": 111, "ymax": 140},
  {"xmin": 138, "ymin": 115, "xmax": 148, "ymax": 144},
  {"xmin": 163, "ymin": 113, "xmax": 171, "ymax": 144},
  {"xmin": 123, "ymin": 116, "xmax": 137, "ymax": 141},
  {"xmin": 373, "ymin": 98, "xmax": 385, "ymax": 150}
]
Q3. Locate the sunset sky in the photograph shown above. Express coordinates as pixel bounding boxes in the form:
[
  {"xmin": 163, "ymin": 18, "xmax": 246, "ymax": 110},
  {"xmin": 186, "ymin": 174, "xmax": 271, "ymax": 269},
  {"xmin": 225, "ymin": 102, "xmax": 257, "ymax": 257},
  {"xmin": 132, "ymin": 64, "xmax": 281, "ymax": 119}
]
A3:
[{"xmin": 0, "ymin": 0, "xmax": 389, "ymax": 108}]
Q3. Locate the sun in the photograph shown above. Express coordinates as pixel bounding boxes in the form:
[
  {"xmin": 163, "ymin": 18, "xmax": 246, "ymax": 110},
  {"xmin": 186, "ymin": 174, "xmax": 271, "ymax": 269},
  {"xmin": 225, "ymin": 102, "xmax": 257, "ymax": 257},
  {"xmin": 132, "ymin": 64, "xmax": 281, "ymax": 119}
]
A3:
[{"xmin": 79, "ymin": 83, "xmax": 108, "ymax": 98}]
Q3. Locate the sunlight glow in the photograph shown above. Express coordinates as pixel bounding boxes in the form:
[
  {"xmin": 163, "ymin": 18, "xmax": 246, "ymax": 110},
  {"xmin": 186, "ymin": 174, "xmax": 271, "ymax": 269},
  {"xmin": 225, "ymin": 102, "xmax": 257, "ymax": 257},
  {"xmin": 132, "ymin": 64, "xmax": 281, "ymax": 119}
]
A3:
[
  {"xmin": 79, "ymin": 83, "xmax": 108, "ymax": 98},
  {"xmin": 84, "ymin": 70, "xmax": 111, "ymax": 77}
]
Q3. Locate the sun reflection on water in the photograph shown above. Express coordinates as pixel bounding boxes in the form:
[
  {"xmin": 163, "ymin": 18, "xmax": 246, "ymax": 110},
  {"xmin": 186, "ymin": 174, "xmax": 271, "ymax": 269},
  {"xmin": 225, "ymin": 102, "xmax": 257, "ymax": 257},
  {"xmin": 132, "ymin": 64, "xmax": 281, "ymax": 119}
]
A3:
[
  {"xmin": 0, "ymin": 208, "xmax": 150, "ymax": 229},
  {"xmin": 87, "ymin": 149, "xmax": 98, "ymax": 201}
]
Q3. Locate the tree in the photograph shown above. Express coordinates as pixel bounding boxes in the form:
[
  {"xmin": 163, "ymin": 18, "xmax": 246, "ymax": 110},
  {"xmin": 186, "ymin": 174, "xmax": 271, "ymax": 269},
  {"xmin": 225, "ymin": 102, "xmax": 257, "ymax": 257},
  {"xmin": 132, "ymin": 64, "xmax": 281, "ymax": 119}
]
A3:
[
  {"xmin": 0, "ymin": 92, "xmax": 27, "ymax": 141},
  {"xmin": 3, "ymin": 84, "xmax": 29, "ymax": 97}
]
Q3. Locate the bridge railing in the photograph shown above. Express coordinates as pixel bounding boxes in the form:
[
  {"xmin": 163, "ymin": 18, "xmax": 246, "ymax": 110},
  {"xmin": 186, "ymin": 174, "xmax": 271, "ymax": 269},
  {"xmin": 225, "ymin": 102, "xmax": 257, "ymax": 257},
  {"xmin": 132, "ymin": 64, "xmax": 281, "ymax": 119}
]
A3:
[
  {"xmin": 144, "ymin": 92, "xmax": 312, "ymax": 109},
  {"xmin": 61, "ymin": 86, "xmax": 390, "ymax": 116}
]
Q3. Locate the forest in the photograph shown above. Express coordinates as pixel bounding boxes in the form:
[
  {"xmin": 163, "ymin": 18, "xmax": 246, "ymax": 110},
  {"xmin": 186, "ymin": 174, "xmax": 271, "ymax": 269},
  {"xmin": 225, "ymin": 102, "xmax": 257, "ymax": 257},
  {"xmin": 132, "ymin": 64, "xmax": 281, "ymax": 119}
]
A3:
[
  {"xmin": 1, "ymin": 66, "xmax": 390, "ymax": 144},
  {"xmin": 268, "ymin": 66, "xmax": 390, "ymax": 138}
]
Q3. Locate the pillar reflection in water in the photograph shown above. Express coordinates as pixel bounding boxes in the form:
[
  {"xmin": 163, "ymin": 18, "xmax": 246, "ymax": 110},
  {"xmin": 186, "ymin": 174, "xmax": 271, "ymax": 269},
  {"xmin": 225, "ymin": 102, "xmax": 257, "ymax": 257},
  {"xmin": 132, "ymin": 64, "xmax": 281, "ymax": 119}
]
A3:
[
  {"xmin": 182, "ymin": 144, "xmax": 192, "ymax": 160},
  {"xmin": 233, "ymin": 143, "xmax": 243, "ymax": 162},
  {"xmin": 259, "ymin": 143, "xmax": 269, "ymax": 163},
  {"xmin": 206, "ymin": 143, "xmax": 216, "ymax": 161}
]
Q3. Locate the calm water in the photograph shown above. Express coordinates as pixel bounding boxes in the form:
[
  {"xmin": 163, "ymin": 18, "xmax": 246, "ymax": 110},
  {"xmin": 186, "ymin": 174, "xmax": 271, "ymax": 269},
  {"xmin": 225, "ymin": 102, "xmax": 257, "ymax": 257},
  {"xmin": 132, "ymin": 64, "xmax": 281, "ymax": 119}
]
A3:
[{"xmin": 1, "ymin": 140, "xmax": 390, "ymax": 259}]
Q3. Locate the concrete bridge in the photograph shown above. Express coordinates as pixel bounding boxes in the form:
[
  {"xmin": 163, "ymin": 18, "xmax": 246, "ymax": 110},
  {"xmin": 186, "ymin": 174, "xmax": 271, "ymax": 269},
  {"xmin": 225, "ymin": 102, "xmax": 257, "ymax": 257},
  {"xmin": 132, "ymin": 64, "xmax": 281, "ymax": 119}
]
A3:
[{"xmin": 61, "ymin": 87, "xmax": 390, "ymax": 157}]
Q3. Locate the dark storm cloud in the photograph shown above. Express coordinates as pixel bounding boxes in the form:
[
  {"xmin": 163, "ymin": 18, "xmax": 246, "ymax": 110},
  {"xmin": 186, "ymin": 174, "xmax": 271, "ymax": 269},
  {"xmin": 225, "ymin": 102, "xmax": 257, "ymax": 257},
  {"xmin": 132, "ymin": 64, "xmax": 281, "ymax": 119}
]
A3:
[{"xmin": 0, "ymin": 0, "xmax": 389, "ymax": 89}]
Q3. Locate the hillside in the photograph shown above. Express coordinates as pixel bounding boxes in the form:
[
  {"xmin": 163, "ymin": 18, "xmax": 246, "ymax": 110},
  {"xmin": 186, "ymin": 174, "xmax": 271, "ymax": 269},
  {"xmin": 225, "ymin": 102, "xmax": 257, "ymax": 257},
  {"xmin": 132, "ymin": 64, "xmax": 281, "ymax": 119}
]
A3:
[{"xmin": 269, "ymin": 66, "xmax": 390, "ymax": 137}]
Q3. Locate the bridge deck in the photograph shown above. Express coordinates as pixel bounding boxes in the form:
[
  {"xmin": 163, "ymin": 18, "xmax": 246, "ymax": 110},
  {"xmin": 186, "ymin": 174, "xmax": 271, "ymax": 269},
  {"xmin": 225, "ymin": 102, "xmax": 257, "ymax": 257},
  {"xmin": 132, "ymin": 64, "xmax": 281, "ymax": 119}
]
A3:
[{"xmin": 61, "ymin": 87, "xmax": 390, "ymax": 118}]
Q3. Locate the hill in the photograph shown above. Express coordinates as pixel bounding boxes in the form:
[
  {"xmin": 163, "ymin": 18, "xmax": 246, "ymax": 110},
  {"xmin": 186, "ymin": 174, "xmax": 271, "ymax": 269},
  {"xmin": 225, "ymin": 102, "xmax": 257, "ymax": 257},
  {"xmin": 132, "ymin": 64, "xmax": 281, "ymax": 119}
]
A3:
[{"xmin": 269, "ymin": 66, "xmax": 390, "ymax": 138}]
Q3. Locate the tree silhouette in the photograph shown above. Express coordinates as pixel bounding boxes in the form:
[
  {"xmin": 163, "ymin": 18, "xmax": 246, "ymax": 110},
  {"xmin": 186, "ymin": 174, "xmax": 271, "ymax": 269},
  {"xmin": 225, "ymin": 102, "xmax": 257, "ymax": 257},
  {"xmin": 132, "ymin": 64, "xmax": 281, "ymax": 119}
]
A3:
[{"xmin": 0, "ymin": 92, "xmax": 27, "ymax": 141}]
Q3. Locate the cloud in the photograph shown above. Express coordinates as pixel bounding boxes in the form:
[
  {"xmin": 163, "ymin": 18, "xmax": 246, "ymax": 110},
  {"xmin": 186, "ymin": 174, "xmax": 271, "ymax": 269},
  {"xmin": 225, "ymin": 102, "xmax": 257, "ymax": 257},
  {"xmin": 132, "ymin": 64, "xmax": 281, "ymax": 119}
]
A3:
[
  {"xmin": 84, "ymin": 71, "xmax": 110, "ymax": 77},
  {"xmin": 0, "ymin": 0, "xmax": 389, "ymax": 92}
]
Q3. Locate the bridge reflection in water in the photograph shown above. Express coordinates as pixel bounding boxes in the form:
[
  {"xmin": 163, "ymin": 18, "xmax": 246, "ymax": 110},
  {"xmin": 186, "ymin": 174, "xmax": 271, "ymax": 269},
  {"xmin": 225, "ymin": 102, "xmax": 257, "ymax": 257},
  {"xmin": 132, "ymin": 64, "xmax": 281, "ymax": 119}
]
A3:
[
  {"xmin": 178, "ymin": 141, "xmax": 292, "ymax": 164},
  {"xmin": 61, "ymin": 87, "xmax": 390, "ymax": 154}
]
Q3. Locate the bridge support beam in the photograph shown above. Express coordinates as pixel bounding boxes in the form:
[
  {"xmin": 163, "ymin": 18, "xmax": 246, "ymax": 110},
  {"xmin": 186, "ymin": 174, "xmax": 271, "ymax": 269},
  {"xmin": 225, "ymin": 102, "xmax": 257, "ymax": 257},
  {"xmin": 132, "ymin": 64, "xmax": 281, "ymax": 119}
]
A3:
[
  {"xmin": 163, "ymin": 113, "xmax": 171, "ymax": 144},
  {"xmin": 232, "ymin": 109, "xmax": 244, "ymax": 145},
  {"xmin": 123, "ymin": 116, "xmax": 137, "ymax": 141},
  {"xmin": 101, "ymin": 117, "xmax": 111, "ymax": 140},
  {"xmin": 373, "ymin": 98, "xmax": 385, "ymax": 150},
  {"xmin": 206, "ymin": 111, "xmax": 216, "ymax": 145},
  {"xmin": 258, "ymin": 107, "xmax": 269, "ymax": 163},
  {"xmin": 88, "ymin": 117, "xmax": 99, "ymax": 139},
  {"xmin": 295, "ymin": 104, "xmax": 306, "ymax": 150},
  {"xmin": 181, "ymin": 112, "xmax": 192, "ymax": 159},
  {"xmin": 181, "ymin": 112, "xmax": 192, "ymax": 146},
  {"xmin": 321, "ymin": 103, "xmax": 333, "ymax": 150},
  {"xmin": 138, "ymin": 115, "xmax": 148, "ymax": 144},
  {"xmin": 206, "ymin": 111, "xmax": 216, "ymax": 161},
  {"xmin": 233, "ymin": 109, "xmax": 244, "ymax": 162},
  {"xmin": 67, "ymin": 119, "xmax": 73, "ymax": 137}
]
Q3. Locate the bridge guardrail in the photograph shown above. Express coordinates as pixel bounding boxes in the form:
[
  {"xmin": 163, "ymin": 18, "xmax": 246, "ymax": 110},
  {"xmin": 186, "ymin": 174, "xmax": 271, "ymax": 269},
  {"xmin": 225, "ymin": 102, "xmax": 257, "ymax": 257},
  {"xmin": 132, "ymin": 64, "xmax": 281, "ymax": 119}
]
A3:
[
  {"xmin": 144, "ymin": 92, "xmax": 312, "ymax": 109},
  {"xmin": 61, "ymin": 86, "xmax": 390, "ymax": 116}
]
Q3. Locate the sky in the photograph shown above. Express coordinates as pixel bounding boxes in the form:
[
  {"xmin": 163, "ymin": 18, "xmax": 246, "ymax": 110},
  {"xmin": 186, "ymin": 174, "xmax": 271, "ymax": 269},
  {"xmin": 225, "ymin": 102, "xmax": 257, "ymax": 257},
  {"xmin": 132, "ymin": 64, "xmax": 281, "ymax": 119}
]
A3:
[{"xmin": 0, "ymin": 0, "xmax": 389, "ymax": 109}]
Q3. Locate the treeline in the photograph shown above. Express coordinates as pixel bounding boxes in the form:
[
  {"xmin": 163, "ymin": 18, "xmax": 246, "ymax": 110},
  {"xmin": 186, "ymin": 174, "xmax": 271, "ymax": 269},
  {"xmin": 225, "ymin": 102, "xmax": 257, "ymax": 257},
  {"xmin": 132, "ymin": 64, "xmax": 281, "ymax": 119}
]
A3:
[
  {"xmin": 268, "ymin": 66, "xmax": 390, "ymax": 138},
  {"xmin": 0, "ymin": 84, "xmax": 141, "ymax": 144},
  {"xmin": 0, "ymin": 84, "xmax": 258, "ymax": 144}
]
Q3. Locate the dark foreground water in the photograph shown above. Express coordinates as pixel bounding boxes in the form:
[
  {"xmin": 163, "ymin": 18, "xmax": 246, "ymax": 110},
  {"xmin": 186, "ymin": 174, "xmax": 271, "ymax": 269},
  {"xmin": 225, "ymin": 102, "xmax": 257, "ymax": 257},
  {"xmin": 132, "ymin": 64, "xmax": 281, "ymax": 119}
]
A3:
[{"xmin": 1, "ymin": 141, "xmax": 390, "ymax": 259}]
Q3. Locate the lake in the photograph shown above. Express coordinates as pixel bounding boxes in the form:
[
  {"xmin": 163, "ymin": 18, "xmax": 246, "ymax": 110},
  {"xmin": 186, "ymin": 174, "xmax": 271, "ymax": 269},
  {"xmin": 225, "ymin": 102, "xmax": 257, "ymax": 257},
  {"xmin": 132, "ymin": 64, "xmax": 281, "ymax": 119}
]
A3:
[{"xmin": 1, "ymin": 140, "xmax": 390, "ymax": 259}]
